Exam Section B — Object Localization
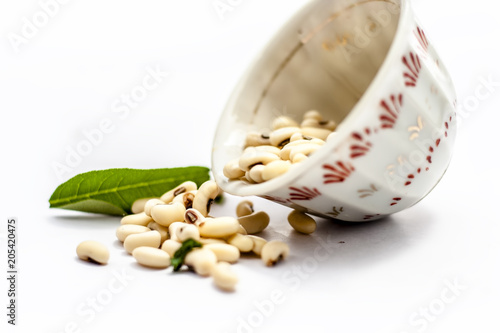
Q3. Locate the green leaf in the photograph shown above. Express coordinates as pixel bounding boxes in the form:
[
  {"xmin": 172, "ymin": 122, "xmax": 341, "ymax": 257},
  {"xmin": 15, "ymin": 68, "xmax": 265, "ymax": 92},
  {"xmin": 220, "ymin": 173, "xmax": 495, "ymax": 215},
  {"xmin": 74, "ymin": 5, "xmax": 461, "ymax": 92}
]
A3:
[
  {"xmin": 49, "ymin": 167, "xmax": 210, "ymax": 216},
  {"xmin": 171, "ymin": 238, "xmax": 203, "ymax": 271}
]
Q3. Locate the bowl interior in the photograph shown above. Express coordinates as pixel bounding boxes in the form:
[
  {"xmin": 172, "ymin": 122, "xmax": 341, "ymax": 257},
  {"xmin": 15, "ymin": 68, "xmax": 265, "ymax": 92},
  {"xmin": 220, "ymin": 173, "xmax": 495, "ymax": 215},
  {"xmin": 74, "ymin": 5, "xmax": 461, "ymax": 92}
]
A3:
[{"xmin": 213, "ymin": 0, "xmax": 403, "ymax": 196}]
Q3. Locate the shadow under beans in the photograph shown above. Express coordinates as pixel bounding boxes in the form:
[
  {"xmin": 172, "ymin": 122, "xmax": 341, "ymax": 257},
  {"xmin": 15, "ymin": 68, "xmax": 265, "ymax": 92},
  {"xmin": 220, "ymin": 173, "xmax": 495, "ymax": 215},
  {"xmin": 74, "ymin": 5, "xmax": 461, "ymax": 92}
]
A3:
[
  {"xmin": 49, "ymin": 213, "xmax": 121, "ymax": 234},
  {"xmin": 283, "ymin": 208, "xmax": 435, "ymax": 268}
]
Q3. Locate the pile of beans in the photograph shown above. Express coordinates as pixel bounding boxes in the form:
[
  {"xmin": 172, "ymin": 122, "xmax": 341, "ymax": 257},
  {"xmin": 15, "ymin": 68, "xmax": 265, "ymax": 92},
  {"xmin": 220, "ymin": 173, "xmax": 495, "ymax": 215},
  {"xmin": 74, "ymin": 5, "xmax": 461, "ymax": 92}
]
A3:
[
  {"xmin": 76, "ymin": 180, "xmax": 290, "ymax": 292},
  {"xmin": 223, "ymin": 110, "xmax": 337, "ymax": 184}
]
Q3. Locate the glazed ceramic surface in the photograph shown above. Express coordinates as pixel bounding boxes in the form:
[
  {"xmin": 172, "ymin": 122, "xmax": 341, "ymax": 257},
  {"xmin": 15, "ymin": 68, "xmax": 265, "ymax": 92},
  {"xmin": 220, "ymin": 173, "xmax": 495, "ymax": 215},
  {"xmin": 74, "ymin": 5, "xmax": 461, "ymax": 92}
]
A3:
[{"xmin": 212, "ymin": 0, "xmax": 457, "ymax": 222}]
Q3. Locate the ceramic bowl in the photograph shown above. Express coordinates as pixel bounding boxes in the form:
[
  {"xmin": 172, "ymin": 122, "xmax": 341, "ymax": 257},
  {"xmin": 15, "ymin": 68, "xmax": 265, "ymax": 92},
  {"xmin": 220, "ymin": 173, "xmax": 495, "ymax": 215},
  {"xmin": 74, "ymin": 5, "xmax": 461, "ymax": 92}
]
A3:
[{"xmin": 212, "ymin": 0, "xmax": 457, "ymax": 222}]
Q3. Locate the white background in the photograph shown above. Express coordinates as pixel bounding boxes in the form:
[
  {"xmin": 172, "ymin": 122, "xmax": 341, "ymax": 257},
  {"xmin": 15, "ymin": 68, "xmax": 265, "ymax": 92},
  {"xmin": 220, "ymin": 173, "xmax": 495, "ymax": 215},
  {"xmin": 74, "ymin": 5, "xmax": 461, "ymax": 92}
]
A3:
[{"xmin": 1, "ymin": 0, "xmax": 499, "ymax": 332}]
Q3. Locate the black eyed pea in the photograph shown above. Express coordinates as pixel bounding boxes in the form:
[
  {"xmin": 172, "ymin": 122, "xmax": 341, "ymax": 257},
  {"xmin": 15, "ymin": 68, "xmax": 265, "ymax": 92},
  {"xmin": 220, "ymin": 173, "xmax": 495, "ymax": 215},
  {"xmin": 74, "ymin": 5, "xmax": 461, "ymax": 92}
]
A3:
[
  {"xmin": 288, "ymin": 210, "xmax": 317, "ymax": 234},
  {"xmin": 261, "ymin": 160, "xmax": 291, "ymax": 181},
  {"xmin": 237, "ymin": 224, "xmax": 247, "ymax": 235},
  {"xmin": 236, "ymin": 200, "xmax": 254, "ymax": 217},
  {"xmin": 269, "ymin": 126, "xmax": 300, "ymax": 147},
  {"xmin": 160, "ymin": 181, "xmax": 198, "ymax": 203},
  {"xmin": 238, "ymin": 149, "xmax": 280, "ymax": 172},
  {"xmin": 289, "ymin": 143, "xmax": 321, "ymax": 162},
  {"xmin": 237, "ymin": 211, "xmax": 270, "ymax": 235},
  {"xmin": 150, "ymin": 202, "xmax": 186, "ymax": 227},
  {"xmin": 131, "ymin": 197, "xmax": 157, "ymax": 214},
  {"xmin": 204, "ymin": 243, "xmax": 240, "ymax": 263},
  {"xmin": 192, "ymin": 181, "xmax": 219, "ymax": 217},
  {"xmin": 248, "ymin": 145, "xmax": 281, "ymax": 155},
  {"xmin": 292, "ymin": 153, "xmax": 309, "ymax": 164},
  {"xmin": 289, "ymin": 132, "xmax": 310, "ymax": 142},
  {"xmin": 161, "ymin": 239, "xmax": 182, "ymax": 257},
  {"xmin": 173, "ymin": 190, "xmax": 197, "ymax": 209},
  {"xmin": 261, "ymin": 241, "xmax": 290, "ymax": 266},
  {"xmin": 327, "ymin": 132, "xmax": 337, "ymax": 142},
  {"xmin": 132, "ymin": 247, "xmax": 171, "ymax": 269},
  {"xmin": 244, "ymin": 171, "xmax": 255, "ymax": 184},
  {"xmin": 147, "ymin": 222, "xmax": 169, "ymax": 243},
  {"xmin": 184, "ymin": 248, "xmax": 218, "ymax": 276},
  {"xmin": 184, "ymin": 208, "xmax": 205, "ymax": 225},
  {"xmin": 120, "ymin": 212, "xmax": 153, "ymax": 226},
  {"xmin": 301, "ymin": 118, "xmax": 337, "ymax": 131},
  {"xmin": 300, "ymin": 127, "xmax": 331, "ymax": 141},
  {"xmin": 198, "ymin": 237, "xmax": 227, "ymax": 245},
  {"xmin": 226, "ymin": 233, "xmax": 253, "ymax": 252},
  {"xmin": 303, "ymin": 110, "xmax": 322, "ymax": 121},
  {"xmin": 123, "ymin": 230, "xmax": 161, "ymax": 254},
  {"xmin": 168, "ymin": 222, "xmax": 186, "ymax": 242},
  {"xmin": 198, "ymin": 217, "xmax": 240, "ymax": 238},
  {"xmin": 280, "ymin": 139, "xmax": 323, "ymax": 160},
  {"xmin": 144, "ymin": 198, "xmax": 165, "ymax": 217},
  {"xmin": 116, "ymin": 225, "xmax": 151, "ymax": 243},
  {"xmin": 76, "ymin": 241, "xmax": 109, "ymax": 265},
  {"xmin": 247, "ymin": 164, "xmax": 265, "ymax": 183},
  {"xmin": 272, "ymin": 116, "xmax": 299, "ymax": 130},
  {"xmin": 176, "ymin": 224, "xmax": 200, "ymax": 242},
  {"xmin": 212, "ymin": 262, "xmax": 238, "ymax": 291},
  {"xmin": 245, "ymin": 131, "xmax": 271, "ymax": 147},
  {"xmin": 247, "ymin": 235, "xmax": 267, "ymax": 256},
  {"xmin": 223, "ymin": 159, "xmax": 245, "ymax": 180}
]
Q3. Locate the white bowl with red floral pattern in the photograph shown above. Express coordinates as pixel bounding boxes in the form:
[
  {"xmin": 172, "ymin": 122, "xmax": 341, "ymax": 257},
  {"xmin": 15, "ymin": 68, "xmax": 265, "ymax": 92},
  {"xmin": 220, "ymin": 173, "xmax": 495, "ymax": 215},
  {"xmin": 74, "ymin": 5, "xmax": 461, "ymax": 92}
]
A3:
[{"xmin": 212, "ymin": 0, "xmax": 457, "ymax": 222}]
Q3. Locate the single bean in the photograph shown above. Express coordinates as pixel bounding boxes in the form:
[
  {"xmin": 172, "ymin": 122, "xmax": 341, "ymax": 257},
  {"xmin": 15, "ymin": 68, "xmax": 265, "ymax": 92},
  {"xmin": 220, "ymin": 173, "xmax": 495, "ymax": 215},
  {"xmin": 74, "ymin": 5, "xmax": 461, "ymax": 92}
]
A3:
[
  {"xmin": 247, "ymin": 164, "xmax": 265, "ymax": 183},
  {"xmin": 272, "ymin": 116, "xmax": 298, "ymax": 130},
  {"xmin": 237, "ymin": 211, "xmax": 269, "ymax": 235},
  {"xmin": 261, "ymin": 160, "xmax": 291, "ymax": 181},
  {"xmin": 300, "ymin": 127, "xmax": 331, "ymax": 141},
  {"xmin": 185, "ymin": 208, "xmax": 205, "ymax": 225},
  {"xmin": 223, "ymin": 159, "xmax": 245, "ymax": 179},
  {"xmin": 261, "ymin": 241, "xmax": 289, "ymax": 266},
  {"xmin": 244, "ymin": 145, "xmax": 281, "ymax": 156},
  {"xmin": 204, "ymin": 243, "xmax": 240, "ymax": 263},
  {"xmin": 144, "ymin": 198, "xmax": 165, "ymax": 217},
  {"xmin": 173, "ymin": 191, "xmax": 196, "ymax": 209},
  {"xmin": 292, "ymin": 153, "xmax": 308, "ymax": 164},
  {"xmin": 288, "ymin": 210, "xmax": 317, "ymax": 234},
  {"xmin": 226, "ymin": 233, "xmax": 253, "ymax": 252},
  {"xmin": 161, "ymin": 239, "xmax": 182, "ymax": 257},
  {"xmin": 116, "ymin": 225, "xmax": 151, "ymax": 242},
  {"xmin": 132, "ymin": 247, "xmax": 170, "ymax": 268},
  {"xmin": 131, "ymin": 197, "xmax": 157, "ymax": 214},
  {"xmin": 168, "ymin": 222, "xmax": 185, "ymax": 242},
  {"xmin": 236, "ymin": 200, "xmax": 254, "ymax": 217},
  {"xmin": 150, "ymin": 202, "xmax": 186, "ymax": 227},
  {"xmin": 198, "ymin": 217, "xmax": 240, "ymax": 238},
  {"xmin": 184, "ymin": 248, "xmax": 217, "ymax": 276},
  {"xmin": 245, "ymin": 131, "xmax": 271, "ymax": 147},
  {"xmin": 212, "ymin": 262, "xmax": 238, "ymax": 291},
  {"xmin": 280, "ymin": 139, "xmax": 323, "ymax": 160},
  {"xmin": 269, "ymin": 126, "xmax": 300, "ymax": 147},
  {"xmin": 160, "ymin": 181, "xmax": 198, "ymax": 203},
  {"xmin": 289, "ymin": 143, "xmax": 321, "ymax": 162},
  {"xmin": 238, "ymin": 149, "xmax": 280, "ymax": 172},
  {"xmin": 76, "ymin": 241, "xmax": 109, "ymax": 265},
  {"xmin": 123, "ymin": 231, "xmax": 161, "ymax": 254},
  {"xmin": 192, "ymin": 181, "xmax": 219, "ymax": 217},
  {"xmin": 237, "ymin": 224, "xmax": 247, "ymax": 235},
  {"xmin": 176, "ymin": 224, "xmax": 200, "ymax": 242},
  {"xmin": 120, "ymin": 212, "xmax": 153, "ymax": 226},
  {"xmin": 303, "ymin": 110, "xmax": 322, "ymax": 121},
  {"xmin": 247, "ymin": 235, "xmax": 267, "ymax": 256},
  {"xmin": 198, "ymin": 238, "xmax": 227, "ymax": 245}
]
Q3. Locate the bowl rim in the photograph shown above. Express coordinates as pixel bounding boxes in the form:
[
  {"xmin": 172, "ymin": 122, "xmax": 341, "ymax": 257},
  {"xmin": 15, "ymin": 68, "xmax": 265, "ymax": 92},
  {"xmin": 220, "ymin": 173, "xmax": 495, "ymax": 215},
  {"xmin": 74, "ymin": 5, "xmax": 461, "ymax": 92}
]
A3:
[{"xmin": 212, "ymin": 0, "xmax": 409, "ymax": 197}]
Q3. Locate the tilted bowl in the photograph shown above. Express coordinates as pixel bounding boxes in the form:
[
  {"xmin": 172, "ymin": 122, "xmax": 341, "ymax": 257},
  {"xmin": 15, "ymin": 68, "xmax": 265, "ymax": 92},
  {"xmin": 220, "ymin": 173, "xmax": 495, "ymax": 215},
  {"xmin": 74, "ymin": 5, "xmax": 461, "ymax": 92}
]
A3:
[{"xmin": 212, "ymin": 0, "xmax": 457, "ymax": 222}]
